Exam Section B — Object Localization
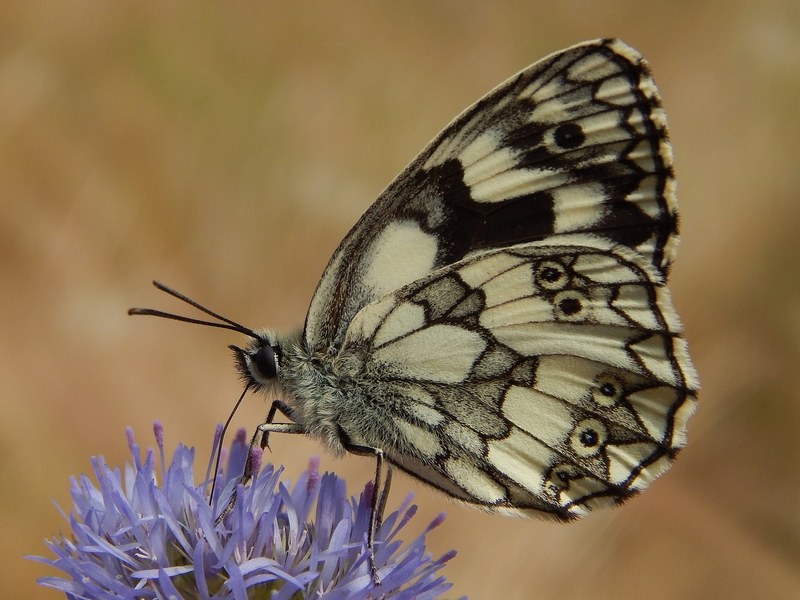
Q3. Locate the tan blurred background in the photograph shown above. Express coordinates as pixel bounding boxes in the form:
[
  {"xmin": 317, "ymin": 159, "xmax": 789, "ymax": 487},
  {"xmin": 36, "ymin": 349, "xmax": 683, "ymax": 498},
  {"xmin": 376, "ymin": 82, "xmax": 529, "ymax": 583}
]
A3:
[{"xmin": 3, "ymin": 1, "xmax": 799, "ymax": 598}]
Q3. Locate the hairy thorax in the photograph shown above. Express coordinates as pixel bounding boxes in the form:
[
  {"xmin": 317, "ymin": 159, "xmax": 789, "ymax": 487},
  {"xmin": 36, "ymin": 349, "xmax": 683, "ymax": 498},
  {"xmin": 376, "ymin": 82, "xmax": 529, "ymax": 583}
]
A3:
[{"xmin": 277, "ymin": 333, "xmax": 401, "ymax": 457}]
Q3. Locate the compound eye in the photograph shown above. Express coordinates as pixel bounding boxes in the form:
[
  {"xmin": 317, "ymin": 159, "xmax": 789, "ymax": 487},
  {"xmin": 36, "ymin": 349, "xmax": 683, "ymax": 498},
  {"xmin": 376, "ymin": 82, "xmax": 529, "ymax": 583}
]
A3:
[{"xmin": 252, "ymin": 345, "xmax": 278, "ymax": 379}]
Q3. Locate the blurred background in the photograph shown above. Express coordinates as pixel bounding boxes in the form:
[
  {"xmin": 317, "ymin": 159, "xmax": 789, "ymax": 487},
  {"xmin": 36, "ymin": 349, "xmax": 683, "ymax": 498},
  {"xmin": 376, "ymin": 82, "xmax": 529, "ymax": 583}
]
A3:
[{"xmin": 3, "ymin": 1, "xmax": 799, "ymax": 598}]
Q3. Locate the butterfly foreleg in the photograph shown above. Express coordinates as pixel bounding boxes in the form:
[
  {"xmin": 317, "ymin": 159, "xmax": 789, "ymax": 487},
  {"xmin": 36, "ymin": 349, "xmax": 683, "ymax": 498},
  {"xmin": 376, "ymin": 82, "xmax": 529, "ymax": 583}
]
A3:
[
  {"xmin": 256, "ymin": 399, "xmax": 296, "ymax": 453},
  {"xmin": 214, "ymin": 400, "xmax": 305, "ymax": 524}
]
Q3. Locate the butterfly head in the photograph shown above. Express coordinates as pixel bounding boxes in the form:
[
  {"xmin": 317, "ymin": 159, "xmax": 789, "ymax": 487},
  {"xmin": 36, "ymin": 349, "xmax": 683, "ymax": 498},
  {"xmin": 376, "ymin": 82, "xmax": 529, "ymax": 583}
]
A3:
[{"xmin": 230, "ymin": 331, "xmax": 282, "ymax": 390}]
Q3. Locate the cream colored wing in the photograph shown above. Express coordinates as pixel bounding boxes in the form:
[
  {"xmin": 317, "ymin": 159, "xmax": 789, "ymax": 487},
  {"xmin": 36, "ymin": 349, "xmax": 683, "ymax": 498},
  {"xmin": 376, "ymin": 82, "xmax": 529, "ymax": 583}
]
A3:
[{"xmin": 334, "ymin": 235, "xmax": 697, "ymax": 519}]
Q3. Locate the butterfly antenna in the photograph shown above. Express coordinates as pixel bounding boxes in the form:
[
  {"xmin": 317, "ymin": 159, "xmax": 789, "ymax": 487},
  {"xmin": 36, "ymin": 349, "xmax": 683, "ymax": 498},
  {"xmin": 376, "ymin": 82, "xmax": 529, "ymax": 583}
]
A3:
[
  {"xmin": 129, "ymin": 281, "xmax": 260, "ymax": 341},
  {"xmin": 130, "ymin": 281, "xmax": 261, "ymax": 507}
]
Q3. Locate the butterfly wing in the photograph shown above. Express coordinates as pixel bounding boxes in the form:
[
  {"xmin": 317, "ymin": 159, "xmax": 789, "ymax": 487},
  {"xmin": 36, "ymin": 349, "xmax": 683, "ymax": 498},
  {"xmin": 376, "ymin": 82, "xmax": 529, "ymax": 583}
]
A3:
[
  {"xmin": 333, "ymin": 236, "xmax": 698, "ymax": 518},
  {"xmin": 305, "ymin": 39, "xmax": 677, "ymax": 354}
]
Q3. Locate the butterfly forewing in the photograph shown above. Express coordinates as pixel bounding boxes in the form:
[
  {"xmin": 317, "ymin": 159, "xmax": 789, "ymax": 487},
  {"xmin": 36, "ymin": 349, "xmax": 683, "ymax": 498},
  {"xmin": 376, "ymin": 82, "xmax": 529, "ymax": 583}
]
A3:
[{"xmin": 305, "ymin": 39, "xmax": 678, "ymax": 354}]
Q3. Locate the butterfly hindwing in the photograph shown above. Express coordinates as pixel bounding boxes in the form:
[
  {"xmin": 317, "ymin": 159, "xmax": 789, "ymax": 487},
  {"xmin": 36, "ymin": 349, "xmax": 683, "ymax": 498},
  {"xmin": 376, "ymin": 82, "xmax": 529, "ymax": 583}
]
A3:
[
  {"xmin": 333, "ymin": 236, "xmax": 697, "ymax": 517},
  {"xmin": 305, "ymin": 39, "xmax": 677, "ymax": 354}
]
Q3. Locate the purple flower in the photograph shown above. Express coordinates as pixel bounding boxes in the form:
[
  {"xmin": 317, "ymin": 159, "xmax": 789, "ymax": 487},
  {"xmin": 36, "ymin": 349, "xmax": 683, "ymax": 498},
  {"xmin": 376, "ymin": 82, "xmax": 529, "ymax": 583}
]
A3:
[{"xmin": 32, "ymin": 422, "xmax": 459, "ymax": 599}]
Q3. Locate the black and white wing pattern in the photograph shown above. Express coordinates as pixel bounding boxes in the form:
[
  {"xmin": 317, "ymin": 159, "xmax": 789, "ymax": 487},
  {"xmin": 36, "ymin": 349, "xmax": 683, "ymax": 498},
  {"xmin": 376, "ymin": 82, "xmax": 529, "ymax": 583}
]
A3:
[
  {"xmin": 284, "ymin": 38, "xmax": 697, "ymax": 518},
  {"xmin": 305, "ymin": 38, "xmax": 678, "ymax": 357},
  {"xmin": 334, "ymin": 236, "xmax": 697, "ymax": 517}
]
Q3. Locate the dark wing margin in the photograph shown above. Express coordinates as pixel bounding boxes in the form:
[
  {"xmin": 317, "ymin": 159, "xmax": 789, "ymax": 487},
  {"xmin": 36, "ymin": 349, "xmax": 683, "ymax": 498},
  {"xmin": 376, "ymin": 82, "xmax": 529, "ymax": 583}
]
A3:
[{"xmin": 305, "ymin": 39, "xmax": 678, "ymax": 354}]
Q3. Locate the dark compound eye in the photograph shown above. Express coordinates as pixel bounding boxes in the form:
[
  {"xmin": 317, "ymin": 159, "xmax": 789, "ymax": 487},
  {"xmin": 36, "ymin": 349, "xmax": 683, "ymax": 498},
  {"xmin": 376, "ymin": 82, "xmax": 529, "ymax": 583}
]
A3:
[
  {"xmin": 253, "ymin": 345, "xmax": 278, "ymax": 379},
  {"xmin": 554, "ymin": 122, "xmax": 586, "ymax": 149}
]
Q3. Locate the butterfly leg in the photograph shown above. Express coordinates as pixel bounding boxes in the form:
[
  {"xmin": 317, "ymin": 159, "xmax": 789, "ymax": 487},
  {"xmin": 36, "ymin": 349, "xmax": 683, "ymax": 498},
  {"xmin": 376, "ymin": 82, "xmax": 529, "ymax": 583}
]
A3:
[
  {"xmin": 255, "ymin": 400, "xmax": 296, "ymax": 452},
  {"xmin": 343, "ymin": 442, "xmax": 394, "ymax": 585},
  {"xmin": 214, "ymin": 401, "xmax": 305, "ymax": 524}
]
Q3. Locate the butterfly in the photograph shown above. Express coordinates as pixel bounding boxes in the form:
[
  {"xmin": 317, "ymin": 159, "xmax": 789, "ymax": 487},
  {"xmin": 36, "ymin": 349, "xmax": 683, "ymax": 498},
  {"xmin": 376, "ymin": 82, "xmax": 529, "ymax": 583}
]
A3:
[{"xmin": 131, "ymin": 38, "xmax": 698, "ymax": 582}]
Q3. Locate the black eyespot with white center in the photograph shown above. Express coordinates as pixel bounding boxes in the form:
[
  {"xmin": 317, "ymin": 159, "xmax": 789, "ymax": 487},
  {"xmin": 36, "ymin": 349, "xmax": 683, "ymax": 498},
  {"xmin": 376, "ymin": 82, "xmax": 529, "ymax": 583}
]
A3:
[
  {"xmin": 542, "ymin": 267, "xmax": 561, "ymax": 283},
  {"xmin": 554, "ymin": 122, "xmax": 585, "ymax": 149},
  {"xmin": 534, "ymin": 261, "xmax": 569, "ymax": 291},
  {"xmin": 600, "ymin": 382, "xmax": 616, "ymax": 397},
  {"xmin": 579, "ymin": 429, "xmax": 599, "ymax": 447},
  {"xmin": 592, "ymin": 373, "xmax": 625, "ymax": 406},
  {"xmin": 569, "ymin": 418, "xmax": 608, "ymax": 457}
]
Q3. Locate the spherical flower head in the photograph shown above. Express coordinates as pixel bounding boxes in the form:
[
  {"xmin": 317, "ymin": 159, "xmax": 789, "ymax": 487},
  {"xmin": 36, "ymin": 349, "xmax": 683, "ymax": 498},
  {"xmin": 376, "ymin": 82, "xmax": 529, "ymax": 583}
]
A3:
[{"xmin": 32, "ymin": 422, "xmax": 459, "ymax": 599}]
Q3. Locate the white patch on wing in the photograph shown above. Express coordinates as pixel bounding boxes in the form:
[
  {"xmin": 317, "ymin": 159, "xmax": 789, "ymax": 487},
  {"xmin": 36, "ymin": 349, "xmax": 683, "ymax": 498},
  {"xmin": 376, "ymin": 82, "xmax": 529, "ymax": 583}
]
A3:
[
  {"xmin": 551, "ymin": 183, "xmax": 607, "ymax": 233},
  {"xmin": 671, "ymin": 394, "xmax": 697, "ymax": 447},
  {"xmin": 626, "ymin": 385, "xmax": 677, "ymax": 441},
  {"xmin": 572, "ymin": 253, "xmax": 644, "ymax": 284},
  {"xmin": 457, "ymin": 251, "xmax": 527, "ymax": 288},
  {"xmin": 611, "ymin": 284, "xmax": 659, "ymax": 330},
  {"xmin": 627, "ymin": 109, "xmax": 648, "ymax": 135},
  {"xmin": 562, "ymin": 112, "xmax": 630, "ymax": 147},
  {"xmin": 605, "ymin": 441, "xmax": 658, "ymax": 484},
  {"xmin": 528, "ymin": 94, "xmax": 571, "ymax": 124},
  {"xmin": 457, "ymin": 129, "xmax": 538, "ymax": 204},
  {"xmin": 372, "ymin": 301, "xmax": 427, "ymax": 347},
  {"xmin": 481, "ymin": 296, "xmax": 554, "ymax": 329},
  {"xmin": 444, "ymin": 457, "xmax": 507, "ymax": 504},
  {"xmin": 459, "ymin": 131, "xmax": 511, "ymax": 175},
  {"xmin": 673, "ymin": 337, "xmax": 699, "ymax": 389},
  {"xmin": 534, "ymin": 355, "xmax": 605, "ymax": 405},
  {"xmin": 371, "ymin": 324, "xmax": 486, "ymax": 383},
  {"xmin": 363, "ymin": 220, "xmax": 438, "ymax": 299},
  {"xmin": 404, "ymin": 402, "xmax": 445, "ymax": 427},
  {"xmin": 597, "ymin": 75, "xmax": 637, "ymax": 106},
  {"xmin": 626, "ymin": 139, "xmax": 656, "ymax": 172},
  {"xmin": 470, "ymin": 168, "xmax": 572, "ymax": 204},
  {"xmin": 626, "ymin": 176, "xmax": 661, "ymax": 218},
  {"xmin": 480, "ymin": 262, "xmax": 535, "ymax": 307},
  {"xmin": 487, "ymin": 322, "xmax": 639, "ymax": 373},
  {"xmin": 502, "ymin": 385, "xmax": 572, "ymax": 447},
  {"xmin": 487, "ymin": 427, "xmax": 554, "ymax": 495},
  {"xmin": 395, "ymin": 419, "xmax": 442, "ymax": 458},
  {"xmin": 346, "ymin": 295, "xmax": 396, "ymax": 342},
  {"xmin": 568, "ymin": 52, "xmax": 621, "ymax": 82},
  {"xmin": 628, "ymin": 334, "xmax": 678, "ymax": 386},
  {"xmin": 629, "ymin": 453, "xmax": 671, "ymax": 490}
]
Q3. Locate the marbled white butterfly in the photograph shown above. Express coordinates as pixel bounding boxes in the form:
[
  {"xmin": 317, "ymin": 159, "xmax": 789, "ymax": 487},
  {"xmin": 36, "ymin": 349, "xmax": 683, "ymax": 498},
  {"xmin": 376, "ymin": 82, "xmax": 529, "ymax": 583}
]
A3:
[{"xmin": 131, "ymin": 38, "xmax": 698, "ymax": 581}]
